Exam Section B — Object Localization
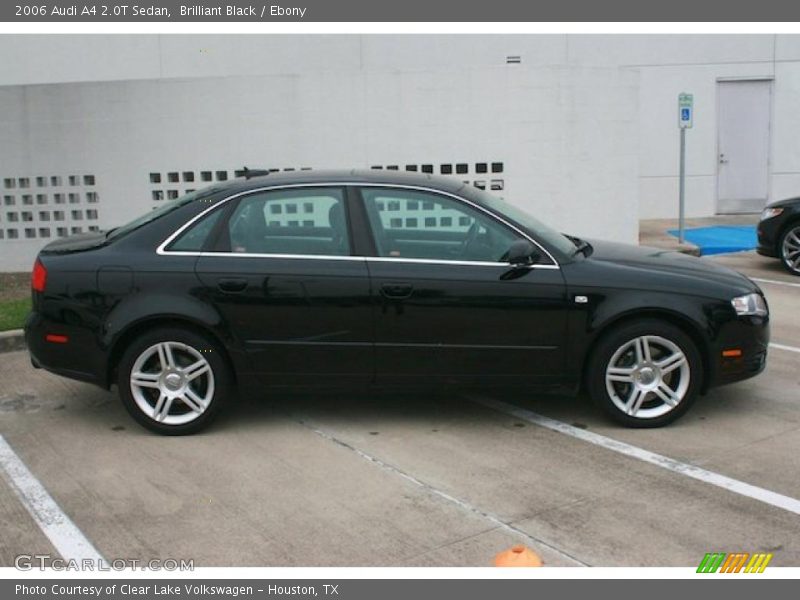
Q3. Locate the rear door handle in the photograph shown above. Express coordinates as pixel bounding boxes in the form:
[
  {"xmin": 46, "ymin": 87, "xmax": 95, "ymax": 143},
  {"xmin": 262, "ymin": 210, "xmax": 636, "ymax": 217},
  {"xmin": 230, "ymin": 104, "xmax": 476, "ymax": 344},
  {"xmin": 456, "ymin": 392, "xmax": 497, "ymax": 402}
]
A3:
[
  {"xmin": 217, "ymin": 278, "xmax": 248, "ymax": 293},
  {"xmin": 380, "ymin": 283, "xmax": 414, "ymax": 300}
]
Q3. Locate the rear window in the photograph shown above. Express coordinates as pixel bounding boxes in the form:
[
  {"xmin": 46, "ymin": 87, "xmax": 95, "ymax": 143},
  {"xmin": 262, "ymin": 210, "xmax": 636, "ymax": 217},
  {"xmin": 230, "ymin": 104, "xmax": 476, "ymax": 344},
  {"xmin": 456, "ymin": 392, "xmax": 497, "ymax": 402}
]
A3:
[{"xmin": 107, "ymin": 188, "xmax": 221, "ymax": 241}]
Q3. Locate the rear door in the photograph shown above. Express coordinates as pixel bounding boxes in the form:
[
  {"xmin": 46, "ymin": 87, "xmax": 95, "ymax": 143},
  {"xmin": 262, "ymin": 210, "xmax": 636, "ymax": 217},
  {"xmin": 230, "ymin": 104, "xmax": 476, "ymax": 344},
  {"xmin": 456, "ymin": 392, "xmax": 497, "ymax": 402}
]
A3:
[
  {"xmin": 193, "ymin": 186, "xmax": 372, "ymax": 385},
  {"xmin": 357, "ymin": 186, "xmax": 569, "ymax": 386}
]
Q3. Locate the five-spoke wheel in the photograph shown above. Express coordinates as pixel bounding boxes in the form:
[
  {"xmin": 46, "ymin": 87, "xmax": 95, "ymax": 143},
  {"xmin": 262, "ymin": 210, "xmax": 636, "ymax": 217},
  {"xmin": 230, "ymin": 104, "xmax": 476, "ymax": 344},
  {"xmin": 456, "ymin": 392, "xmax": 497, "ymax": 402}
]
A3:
[
  {"xmin": 588, "ymin": 320, "xmax": 701, "ymax": 427},
  {"xmin": 118, "ymin": 328, "xmax": 230, "ymax": 434},
  {"xmin": 130, "ymin": 341, "xmax": 214, "ymax": 426},
  {"xmin": 605, "ymin": 335, "xmax": 690, "ymax": 419}
]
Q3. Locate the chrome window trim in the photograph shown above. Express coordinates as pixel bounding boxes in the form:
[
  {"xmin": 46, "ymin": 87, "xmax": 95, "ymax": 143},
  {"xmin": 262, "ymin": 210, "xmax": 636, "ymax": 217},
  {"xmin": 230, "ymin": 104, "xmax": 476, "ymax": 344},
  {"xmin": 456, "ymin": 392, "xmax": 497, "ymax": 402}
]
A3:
[{"xmin": 156, "ymin": 182, "xmax": 561, "ymax": 269}]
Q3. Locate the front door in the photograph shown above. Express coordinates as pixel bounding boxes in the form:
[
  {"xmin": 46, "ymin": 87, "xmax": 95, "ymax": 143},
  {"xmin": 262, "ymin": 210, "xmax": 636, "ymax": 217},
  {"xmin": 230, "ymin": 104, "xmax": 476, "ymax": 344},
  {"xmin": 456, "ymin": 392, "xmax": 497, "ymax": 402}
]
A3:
[
  {"xmin": 717, "ymin": 79, "xmax": 772, "ymax": 214},
  {"xmin": 194, "ymin": 186, "xmax": 372, "ymax": 386},
  {"xmin": 358, "ymin": 186, "xmax": 569, "ymax": 386}
]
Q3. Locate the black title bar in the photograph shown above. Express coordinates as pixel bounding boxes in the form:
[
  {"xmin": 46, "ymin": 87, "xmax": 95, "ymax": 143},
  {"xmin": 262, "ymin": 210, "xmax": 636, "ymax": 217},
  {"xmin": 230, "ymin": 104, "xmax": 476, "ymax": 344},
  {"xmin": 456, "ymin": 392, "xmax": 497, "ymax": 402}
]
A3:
[{"xmin": 4, "ymin": 0, "xmax": 800, "ymax": 22}]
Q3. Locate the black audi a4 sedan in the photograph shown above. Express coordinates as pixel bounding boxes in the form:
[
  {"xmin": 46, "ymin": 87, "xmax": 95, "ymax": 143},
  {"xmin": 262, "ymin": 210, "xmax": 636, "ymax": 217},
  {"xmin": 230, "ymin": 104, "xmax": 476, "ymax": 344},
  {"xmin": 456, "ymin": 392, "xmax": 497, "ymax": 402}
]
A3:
[
  {"xmin": 757, "ymin": 196, "xmax": 800, "ymax": 276},
  {"xmin": 25, "ymin": 170, "xmax": 769, "ymax": 434}
]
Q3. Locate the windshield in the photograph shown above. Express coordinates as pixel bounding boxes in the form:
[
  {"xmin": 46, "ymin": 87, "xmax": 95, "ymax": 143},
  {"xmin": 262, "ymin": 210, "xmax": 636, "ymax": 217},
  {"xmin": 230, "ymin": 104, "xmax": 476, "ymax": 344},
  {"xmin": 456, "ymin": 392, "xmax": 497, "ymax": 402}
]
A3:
[
  {"xmin": 462, "ymin": 187, "xmax": 578, "ymax": 258},
  {"xmin": 106, "ymin": 188, "xmax": 219, "ymax": 240}
]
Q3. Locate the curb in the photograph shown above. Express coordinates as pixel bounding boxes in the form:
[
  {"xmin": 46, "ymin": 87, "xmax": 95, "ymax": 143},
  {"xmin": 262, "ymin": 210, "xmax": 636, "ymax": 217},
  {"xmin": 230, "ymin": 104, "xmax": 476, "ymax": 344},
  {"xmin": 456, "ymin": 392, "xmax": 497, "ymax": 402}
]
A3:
[
  {"xmin": 0, "ymin": 329, "xmax": 26, "ymax": 353},
  {"xmin": 639, "ymin": 240, "xmax": 702, "ymax": 257}
]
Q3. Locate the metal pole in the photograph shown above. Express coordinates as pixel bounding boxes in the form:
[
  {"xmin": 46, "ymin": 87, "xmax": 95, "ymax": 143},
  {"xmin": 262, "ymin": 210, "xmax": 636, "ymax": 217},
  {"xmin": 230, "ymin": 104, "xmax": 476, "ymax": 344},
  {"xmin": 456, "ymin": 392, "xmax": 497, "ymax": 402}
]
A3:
[{"xmin": 678, "ymin": 126, "xmax": 686, "ymax": 244}]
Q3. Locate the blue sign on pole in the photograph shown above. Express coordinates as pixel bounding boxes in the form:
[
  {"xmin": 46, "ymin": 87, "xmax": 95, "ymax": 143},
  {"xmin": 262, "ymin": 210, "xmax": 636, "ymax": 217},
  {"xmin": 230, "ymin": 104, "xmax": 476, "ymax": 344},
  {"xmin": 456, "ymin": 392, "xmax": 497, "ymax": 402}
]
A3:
[{"xmin": 678, "ymin": 93, "xmax": 694, "ymax": 129}]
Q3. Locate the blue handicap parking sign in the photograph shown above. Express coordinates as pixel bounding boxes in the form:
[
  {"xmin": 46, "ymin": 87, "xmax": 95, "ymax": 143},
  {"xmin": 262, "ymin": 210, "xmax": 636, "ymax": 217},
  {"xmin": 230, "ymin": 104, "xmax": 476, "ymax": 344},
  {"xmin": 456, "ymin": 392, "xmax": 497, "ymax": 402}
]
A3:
[{"xmin": 681, "ymin": 108, "xmax": 691, "ymax": 120}]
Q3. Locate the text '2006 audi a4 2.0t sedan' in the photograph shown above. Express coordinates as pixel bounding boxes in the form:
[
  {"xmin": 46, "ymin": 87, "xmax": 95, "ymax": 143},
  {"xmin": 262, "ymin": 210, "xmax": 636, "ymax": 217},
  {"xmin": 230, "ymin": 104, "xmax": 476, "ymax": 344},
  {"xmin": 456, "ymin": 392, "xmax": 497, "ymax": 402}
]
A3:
[{"xmin": 25, "ymin": 170, "xmax": 770, "ymax": 434}]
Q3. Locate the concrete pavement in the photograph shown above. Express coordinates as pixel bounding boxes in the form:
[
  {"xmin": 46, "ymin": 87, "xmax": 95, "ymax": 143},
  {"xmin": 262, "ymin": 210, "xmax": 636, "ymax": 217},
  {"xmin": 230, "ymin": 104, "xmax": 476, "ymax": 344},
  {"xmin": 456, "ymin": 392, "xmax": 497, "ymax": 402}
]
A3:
[{"xmin": 0, "ymin": 250, "xmax": 798, "ymax": 567}]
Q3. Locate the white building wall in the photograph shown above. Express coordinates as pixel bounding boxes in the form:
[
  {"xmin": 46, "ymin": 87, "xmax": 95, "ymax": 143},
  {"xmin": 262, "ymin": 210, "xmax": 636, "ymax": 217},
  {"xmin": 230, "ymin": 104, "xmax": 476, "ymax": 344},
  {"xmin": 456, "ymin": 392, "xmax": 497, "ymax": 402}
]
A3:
[
  {"xmin": 4, "ymin": 34, "xmax": 800, "ymax": 270},
  {"xmin": 0, "ymin": 51, "xmax": 639, "ymax": 271}
]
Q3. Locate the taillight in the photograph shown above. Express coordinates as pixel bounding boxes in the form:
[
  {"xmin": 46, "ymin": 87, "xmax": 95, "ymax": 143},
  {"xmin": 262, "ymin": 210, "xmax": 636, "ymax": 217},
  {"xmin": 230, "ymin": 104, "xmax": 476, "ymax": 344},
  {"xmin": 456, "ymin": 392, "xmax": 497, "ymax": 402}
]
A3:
[{"xmin": 32, "ymin": 259, "xmax": 47, "ymax": 293}]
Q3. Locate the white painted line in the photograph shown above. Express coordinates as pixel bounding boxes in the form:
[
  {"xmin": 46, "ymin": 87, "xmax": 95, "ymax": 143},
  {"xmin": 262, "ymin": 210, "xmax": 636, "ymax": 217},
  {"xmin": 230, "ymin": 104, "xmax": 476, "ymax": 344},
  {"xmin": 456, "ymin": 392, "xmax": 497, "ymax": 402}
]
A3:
[
  {"xmin": 0, "ymin": 435, "xmax": 104, "ymax": 562},
  {"xmin": 770, "ymin": 342, "xmax": 800, "ymax": 354},
  {"xmin": 296, "ymin": 418, "xmax": 588, "ymax": 566},
  {"xmin": 470, "ymin": 397, "xmax": 800, "ymax": 517},
  {"xmin": 752, "ymin": 277, "xmax": 800, "ymax": 289}
]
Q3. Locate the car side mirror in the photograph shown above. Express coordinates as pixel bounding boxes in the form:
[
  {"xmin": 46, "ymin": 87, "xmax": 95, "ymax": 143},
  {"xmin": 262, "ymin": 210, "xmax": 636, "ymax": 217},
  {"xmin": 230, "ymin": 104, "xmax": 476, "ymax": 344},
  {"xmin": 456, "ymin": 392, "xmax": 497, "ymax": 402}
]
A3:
[{"xmin": 507, "ymin": 240, "xmax": 540, "ymax": 267}]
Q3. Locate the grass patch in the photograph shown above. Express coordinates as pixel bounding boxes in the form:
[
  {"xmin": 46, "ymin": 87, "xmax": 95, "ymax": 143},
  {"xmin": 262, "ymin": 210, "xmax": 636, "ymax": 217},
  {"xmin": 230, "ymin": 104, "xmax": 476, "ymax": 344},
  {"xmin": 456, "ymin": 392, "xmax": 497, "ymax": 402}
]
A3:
[{"xmin": 0, "ymin": 297, "xmax": 30, "ymax": 332}]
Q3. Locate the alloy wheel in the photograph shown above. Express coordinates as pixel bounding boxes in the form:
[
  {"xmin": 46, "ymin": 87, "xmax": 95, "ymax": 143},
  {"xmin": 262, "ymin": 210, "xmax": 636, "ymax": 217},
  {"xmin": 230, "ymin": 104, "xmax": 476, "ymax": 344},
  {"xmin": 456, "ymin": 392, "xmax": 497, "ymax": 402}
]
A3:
[
  {"xmin": 129, "ymin": 341, "xmax": 215, "ymax": 426},
  {"xmin": 781, "ymin": 225, "xmax": 800, "ymax": 274},
  {"xmin": 605, "ymin": 335, "xmax": 690, "ymax": 420}
]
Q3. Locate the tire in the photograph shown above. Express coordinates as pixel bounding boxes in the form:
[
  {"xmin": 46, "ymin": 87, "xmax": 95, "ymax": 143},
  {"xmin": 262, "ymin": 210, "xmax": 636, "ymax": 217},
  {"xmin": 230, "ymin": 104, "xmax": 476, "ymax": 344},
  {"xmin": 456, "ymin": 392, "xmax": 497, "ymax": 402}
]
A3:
[
  {"xmin": 586, "ymin": 319, "xmax": 702, "ymax": 428},
  {"xmin": 779, "ymin": 223, "xmax": 800, "ymax": 276},
  {"xmin": 117, "ymin": 327, "xmax": 232, "ymax": 435}
]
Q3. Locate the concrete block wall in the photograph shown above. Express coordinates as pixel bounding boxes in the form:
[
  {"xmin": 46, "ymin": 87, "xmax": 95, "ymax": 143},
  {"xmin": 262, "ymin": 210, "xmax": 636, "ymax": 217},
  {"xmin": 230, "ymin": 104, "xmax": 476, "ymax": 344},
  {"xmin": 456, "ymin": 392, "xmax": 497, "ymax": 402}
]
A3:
[{"xmin": 0, "ymin": 38, "xmax": 640, "ymax": 270}]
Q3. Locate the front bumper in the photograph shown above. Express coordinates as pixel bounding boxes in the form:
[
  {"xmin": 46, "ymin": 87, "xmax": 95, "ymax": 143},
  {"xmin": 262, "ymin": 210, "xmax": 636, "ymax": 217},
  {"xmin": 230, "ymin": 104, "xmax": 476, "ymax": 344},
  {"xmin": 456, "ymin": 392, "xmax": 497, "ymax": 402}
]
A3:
[
  {"xmin": 756, "ymin": 218, "xmax": 782, "ymax": 257},
  {"xmin": 708, "ymin": 314, "xmax": 770, "ymax": 388}
]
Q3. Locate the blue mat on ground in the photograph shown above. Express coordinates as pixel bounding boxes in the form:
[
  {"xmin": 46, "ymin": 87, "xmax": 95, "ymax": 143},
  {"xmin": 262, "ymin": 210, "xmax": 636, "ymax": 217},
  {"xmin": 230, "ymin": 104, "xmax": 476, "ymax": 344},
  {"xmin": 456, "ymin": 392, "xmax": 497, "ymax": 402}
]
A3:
[{"xmin": 667, "ymin": 225, "xmax": 757, "ymax": 256}]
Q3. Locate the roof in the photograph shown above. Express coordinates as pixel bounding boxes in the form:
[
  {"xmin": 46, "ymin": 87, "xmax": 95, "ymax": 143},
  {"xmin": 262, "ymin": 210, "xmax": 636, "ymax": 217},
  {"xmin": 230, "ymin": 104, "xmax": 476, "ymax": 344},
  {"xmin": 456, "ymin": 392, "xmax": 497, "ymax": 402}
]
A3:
[{"xmin": 215, "ymin": 168, "xmax": 468, "ymax": 195}]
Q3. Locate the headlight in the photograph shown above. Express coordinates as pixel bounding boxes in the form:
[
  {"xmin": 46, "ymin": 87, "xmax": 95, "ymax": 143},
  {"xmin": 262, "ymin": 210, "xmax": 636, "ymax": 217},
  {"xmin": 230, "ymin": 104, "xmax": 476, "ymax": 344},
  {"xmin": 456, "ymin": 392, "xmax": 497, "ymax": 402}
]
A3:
[
  {"xmin": 731, "ymin": 293, "xmax": 768, "ymax": 317},
  {"xmin": 760, "ymin": 207, "xmax": 784, "ymax": 221}
]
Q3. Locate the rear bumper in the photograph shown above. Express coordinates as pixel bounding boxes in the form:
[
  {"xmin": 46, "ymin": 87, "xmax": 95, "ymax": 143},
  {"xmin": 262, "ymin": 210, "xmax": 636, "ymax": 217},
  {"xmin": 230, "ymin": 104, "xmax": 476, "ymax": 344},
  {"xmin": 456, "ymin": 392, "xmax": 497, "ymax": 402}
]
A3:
[{"xmin": 24, "ymin": 311, "xmax": 107, "ymax": 387}]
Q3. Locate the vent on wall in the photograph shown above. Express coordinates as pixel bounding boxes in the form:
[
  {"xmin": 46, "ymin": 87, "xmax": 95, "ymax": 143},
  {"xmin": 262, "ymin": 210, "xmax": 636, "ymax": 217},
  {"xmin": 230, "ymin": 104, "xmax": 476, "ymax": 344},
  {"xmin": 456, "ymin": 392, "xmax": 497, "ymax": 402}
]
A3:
[
  {"xmin": 506, "ymin": 55, "xmax": 522, "ymax": 64},
  {"xmin": 148, "ymin": 167, "xmax": 313, "ymax": 207},
  {"xmin": 1, "ymin": 174, "xmax": 100, "ymax": 241},
  {"xmin": 368, "ymin": 161, "xmax": 505, "ymax": 195},
  {"xmin": 147, "ymin": 163, "xmax": 506, "ymax": 210}
]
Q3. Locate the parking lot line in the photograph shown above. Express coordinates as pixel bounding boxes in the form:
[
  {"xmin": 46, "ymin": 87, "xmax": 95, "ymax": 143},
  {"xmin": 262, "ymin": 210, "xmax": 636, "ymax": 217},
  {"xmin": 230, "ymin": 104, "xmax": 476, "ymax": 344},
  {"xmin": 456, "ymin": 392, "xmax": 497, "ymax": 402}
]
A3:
[
  {"xmin": 470, "ymin": 397, "xmax": 800, "ymax": 517},
  {"xmin": 297, "ymin": 418, "xmax": 589, "ymax": 566},
  {"xmin": 752, "ymin": 277, "xmax": 800, "ymax": 289},
  {"xmin": 0, "ymin": 435, "xmax": 103, "ymax": 563},
  {"xmin": 770, "ymin": 342, "xmax": 800, "ymax": 354}
]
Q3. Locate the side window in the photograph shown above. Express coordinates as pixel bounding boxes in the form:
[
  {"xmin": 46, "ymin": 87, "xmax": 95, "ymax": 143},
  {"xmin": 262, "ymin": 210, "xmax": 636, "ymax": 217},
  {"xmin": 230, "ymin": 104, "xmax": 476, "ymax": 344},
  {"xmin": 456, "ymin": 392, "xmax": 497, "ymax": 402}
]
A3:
[
  {"xmin": 167, "ymin": 208, "xmax": 223, "ymax": 252},
  {"xmin": 226, "ymin": 188, "xmax": 349, "ymax": 256},
  {"xmin": 361, "ymin": 188, "xmax": 522, "ymax": 262}
]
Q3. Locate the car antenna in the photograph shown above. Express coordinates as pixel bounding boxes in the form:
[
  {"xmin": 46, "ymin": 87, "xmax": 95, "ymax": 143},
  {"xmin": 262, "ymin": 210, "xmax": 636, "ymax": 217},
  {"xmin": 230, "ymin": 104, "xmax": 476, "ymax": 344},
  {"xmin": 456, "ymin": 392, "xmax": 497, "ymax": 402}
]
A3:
[{"xmin": 241, "ymin": 166, "xmax": 271, "ymax": 179}]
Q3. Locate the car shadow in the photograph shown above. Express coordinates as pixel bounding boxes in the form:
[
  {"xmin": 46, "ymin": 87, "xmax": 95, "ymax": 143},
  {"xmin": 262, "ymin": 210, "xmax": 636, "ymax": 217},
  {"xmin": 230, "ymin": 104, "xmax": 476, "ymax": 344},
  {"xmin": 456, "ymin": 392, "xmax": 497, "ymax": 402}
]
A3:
[
  {"xmin": 70, "ymin": 380, "xmax": 761, "ymax": 438},
  {"xmin": 208, "ymin": 386, "xmax": 600, "ymax": 435}
]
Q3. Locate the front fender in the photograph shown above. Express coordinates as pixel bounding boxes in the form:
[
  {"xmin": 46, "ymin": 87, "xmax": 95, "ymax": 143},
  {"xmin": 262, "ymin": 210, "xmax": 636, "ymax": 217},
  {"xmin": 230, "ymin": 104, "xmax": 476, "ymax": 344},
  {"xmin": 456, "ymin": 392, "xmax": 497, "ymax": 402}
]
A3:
[{"xmin": 566, "ymin": 287, "xmax": 723, "ymax": 383}]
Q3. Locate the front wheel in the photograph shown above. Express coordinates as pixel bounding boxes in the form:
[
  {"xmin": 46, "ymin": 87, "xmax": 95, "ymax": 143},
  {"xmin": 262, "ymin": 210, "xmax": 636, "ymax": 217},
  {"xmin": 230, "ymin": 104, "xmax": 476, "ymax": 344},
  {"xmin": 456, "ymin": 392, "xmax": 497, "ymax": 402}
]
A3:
[
  {"xmin": 586, "ymin": 320, "xmax": 702, "ymax": 428},
  {"xmin": 117, "ymin": 328, "xmax": 232, "ymax": 435},
  {"xmin": 779, "ymin": 223, "xmax": 800, "ymax": 276}
]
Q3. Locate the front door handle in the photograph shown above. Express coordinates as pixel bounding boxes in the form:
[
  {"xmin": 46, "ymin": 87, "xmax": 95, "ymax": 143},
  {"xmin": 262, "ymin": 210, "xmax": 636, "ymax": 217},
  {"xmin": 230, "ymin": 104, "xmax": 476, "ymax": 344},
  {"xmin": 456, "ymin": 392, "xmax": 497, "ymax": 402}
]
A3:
[
  {"xmin": 217, "ymin": 278, "xmax": 248, "ymax": 293},
  {"xmin": 380, "ymin": 283, "xmax": 414, "ymax": 300}
]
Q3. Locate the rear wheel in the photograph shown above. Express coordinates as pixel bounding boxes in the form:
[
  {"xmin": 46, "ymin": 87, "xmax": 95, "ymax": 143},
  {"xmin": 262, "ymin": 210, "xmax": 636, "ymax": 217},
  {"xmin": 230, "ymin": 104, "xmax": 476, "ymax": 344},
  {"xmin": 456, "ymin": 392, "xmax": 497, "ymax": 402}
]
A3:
[
  {"xmin": 779, "ymin": 223, "xmax": 800, "ymax": 276},
  {"xmin": 587, "ymin": 319, "xmax": 702, "ymax": 427},
  {"xmin": 117, "ymin": 327, "xmax": 232, "ymax": 435}
]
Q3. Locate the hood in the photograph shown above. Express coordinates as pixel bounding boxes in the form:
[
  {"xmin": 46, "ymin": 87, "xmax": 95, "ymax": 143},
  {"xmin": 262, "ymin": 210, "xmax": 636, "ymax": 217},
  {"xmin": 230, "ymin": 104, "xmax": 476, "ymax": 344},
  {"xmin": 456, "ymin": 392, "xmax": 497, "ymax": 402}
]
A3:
[
  {"xmin": 39, "ymin": 231, "xmax": 109, "ymax": 254},
  {"xmin": 765, "ymin": 196, "xmax": 800, "ymax": 209},
  {"xmin": 584, "ymin": 239, "xmax": 758, "ymax": 295}
]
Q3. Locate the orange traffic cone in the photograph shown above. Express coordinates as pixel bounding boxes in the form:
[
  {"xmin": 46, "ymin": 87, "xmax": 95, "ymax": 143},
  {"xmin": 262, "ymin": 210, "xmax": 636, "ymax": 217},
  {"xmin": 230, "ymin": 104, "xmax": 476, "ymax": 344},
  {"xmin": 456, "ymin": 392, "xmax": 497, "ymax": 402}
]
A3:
[{"xmin": 494, "ymin": 544, "xmax": 543, "ymax": 567}]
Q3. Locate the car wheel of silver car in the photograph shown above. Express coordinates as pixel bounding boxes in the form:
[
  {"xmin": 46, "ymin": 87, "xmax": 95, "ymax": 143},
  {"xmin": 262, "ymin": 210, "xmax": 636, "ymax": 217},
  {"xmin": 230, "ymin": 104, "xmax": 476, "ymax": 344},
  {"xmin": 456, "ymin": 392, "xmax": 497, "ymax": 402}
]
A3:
[
  {"xmin": 779, "ymin": 224, "xmax": 800, "ymax": 276},
  {"xmin": 117, "ymin": 327, "xmax": 231, "ymax": 435},
  {"xmin": 587, "ymin": 319, "xmax": 702, "ymax": 427}
]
